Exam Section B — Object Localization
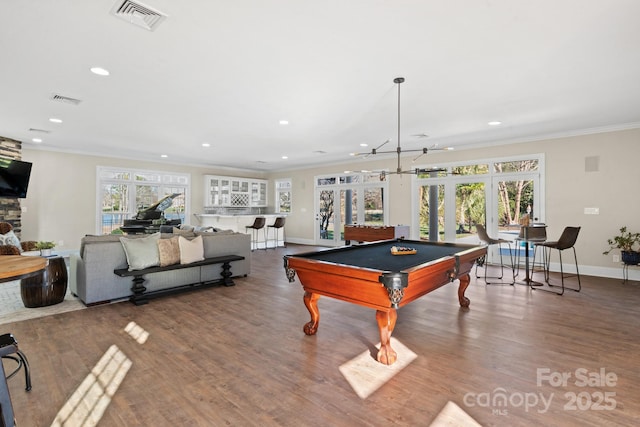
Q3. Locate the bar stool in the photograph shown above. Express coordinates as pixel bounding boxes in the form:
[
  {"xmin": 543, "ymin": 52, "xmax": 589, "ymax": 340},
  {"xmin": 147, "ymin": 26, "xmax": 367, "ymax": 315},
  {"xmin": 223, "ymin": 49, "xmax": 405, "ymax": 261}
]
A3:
[
  {"xmin": 267, "ymin": 217, "xmax": 286, "ymax": 249},
  {"xmin": 0, "ymin": 333, "xmax": 31, "ymax": 392},
  {"xmin": 0, "ymin": 333, "xmax": 31, "ymax": 427},
  {"xmin": 245, "ymin": 217, "xmax": 266, "ymax": 250},
  {"xmin": 534, "ymin": 226, "xmax": 582, "ymax": 295},
  {"xmin": 474, "ymin": 224, "xmax": 514, "ymax": 285}
]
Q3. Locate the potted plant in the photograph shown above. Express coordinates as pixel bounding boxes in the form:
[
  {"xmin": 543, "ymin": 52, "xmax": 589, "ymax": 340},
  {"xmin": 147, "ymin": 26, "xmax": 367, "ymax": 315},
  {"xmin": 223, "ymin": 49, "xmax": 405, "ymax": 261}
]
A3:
[
  {"xmin": 35, "ymin": 241, "xmax": 56, "ymax": 257},
  {"xmin": 603, "ymin": 226, "xmax": 640, "ymax": 265}
]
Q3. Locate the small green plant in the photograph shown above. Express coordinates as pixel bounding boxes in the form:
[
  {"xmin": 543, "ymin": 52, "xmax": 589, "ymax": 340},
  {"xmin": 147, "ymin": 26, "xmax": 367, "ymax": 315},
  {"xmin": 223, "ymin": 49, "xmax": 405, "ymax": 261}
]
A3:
[
  {"xmin": 35, "ymin": 241, "xmax": 56, "ymax": 250},
  {"xmin": 603, "ymin": 227, "xmax": 640, "ymax": 254}
]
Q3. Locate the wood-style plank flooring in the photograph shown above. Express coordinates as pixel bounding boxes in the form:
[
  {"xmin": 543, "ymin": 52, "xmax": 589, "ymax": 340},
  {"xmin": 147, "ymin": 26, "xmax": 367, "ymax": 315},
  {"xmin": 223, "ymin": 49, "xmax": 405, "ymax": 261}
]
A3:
[{"xmin": 3, "ymin": 244, "xmax": 640, "ymax": 426}]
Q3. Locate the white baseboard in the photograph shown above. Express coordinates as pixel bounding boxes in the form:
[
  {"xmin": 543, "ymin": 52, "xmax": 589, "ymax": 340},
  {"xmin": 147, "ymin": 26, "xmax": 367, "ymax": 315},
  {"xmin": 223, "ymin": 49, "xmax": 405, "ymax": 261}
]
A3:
[{"xmin": 541, "ymin": 262, "xmax": 637, "ymax": 282}]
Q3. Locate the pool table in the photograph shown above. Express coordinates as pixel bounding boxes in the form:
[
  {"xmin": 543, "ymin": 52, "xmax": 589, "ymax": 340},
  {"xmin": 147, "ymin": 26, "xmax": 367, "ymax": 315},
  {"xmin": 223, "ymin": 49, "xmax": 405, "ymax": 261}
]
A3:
[{"xmin": 284, "ymin": 239, "xmax": 486, "ymax": 365}]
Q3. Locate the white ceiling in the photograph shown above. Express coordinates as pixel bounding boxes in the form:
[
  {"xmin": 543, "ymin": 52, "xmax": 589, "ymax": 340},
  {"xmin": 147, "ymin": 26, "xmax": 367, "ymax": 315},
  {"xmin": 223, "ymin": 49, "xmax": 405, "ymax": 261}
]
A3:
[{"xmin": 2, "ymin": 0, "xmax": 640, "ymax": 172}]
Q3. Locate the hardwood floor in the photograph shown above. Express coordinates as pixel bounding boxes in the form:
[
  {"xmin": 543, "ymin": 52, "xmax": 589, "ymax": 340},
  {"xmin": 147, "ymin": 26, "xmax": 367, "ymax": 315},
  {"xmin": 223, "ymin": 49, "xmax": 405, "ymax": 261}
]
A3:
[{"xmin": 3, "ymin": 245, "xmax": 640, "ymax": 426}]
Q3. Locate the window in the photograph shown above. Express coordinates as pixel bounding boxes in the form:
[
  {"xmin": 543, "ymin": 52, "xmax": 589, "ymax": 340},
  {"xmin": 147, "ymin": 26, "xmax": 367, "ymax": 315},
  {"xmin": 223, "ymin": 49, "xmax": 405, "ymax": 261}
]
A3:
[
  {"xmin": 275, "ymin": 179, "xmax": 292, "ymax": 213},
  {"xmin": 413, "ymin": 155, "xmax": 544, "ymax": 243},
  {"xmin": 97, "ymin": 166, "xmax": 190, "ymax": 234}
]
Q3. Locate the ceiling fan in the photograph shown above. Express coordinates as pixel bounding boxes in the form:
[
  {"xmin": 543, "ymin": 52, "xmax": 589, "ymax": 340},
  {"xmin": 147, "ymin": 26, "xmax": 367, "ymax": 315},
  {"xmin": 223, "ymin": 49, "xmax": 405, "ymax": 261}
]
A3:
[{"xmin": 354, "ymin": 77, "xmax": 453, "ymax": 178}]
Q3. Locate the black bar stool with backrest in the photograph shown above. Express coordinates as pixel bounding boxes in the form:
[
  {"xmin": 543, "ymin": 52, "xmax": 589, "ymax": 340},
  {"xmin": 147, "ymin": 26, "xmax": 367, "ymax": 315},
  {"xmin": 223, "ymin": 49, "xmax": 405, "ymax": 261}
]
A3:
[
  {"xmin": 267, "ymin": 217, "xmax": 286, "ymax": 249},
  {"xmin": 245, "ymin": 217, "xmax": 266, "ymax": 250},
  {"xmin": 534, "ymin": 226, "xmax": 582, "ymax": 295}
]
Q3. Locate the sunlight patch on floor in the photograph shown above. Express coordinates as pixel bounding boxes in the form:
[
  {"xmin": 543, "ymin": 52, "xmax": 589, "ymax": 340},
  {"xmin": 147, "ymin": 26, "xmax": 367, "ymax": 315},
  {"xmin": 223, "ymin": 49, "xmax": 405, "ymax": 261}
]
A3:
[
  {"xmin": 338, "ymin": 338, "xmax": 417, "ymax": 399},
  {"xmin": 124, "ymin": 321, "xmax": 149, "ymax": 344},
  {"xmin": 429, "ymin": 401, "xmax": 482, "ymax": 427},
  {"xmin": 50, "ymin": 344, "xmax": 132, "ymax": 427}
]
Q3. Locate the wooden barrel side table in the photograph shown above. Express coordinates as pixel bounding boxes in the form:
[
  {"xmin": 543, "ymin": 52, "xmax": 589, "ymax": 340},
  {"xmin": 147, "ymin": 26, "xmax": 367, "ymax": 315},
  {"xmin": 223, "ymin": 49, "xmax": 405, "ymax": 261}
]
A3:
[{"xmin": 20, "ymin": 256, "xmax": 68, "ymax": 308}]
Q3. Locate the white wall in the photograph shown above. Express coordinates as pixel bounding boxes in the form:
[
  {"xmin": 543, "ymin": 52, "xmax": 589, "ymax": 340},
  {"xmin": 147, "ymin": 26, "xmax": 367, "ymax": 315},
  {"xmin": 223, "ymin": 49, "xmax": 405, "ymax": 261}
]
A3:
[{"xmin": 21, "ymin": 127, "xmax": 640, "ymax": 279}]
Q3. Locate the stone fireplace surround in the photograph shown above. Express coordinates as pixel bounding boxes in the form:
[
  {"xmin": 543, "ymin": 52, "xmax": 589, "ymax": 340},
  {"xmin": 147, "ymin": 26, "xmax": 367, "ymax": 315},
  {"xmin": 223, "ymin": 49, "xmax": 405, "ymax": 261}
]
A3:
[{"xmin": 0, "ymin": 136, "xmax": 24, "ymax": 238}]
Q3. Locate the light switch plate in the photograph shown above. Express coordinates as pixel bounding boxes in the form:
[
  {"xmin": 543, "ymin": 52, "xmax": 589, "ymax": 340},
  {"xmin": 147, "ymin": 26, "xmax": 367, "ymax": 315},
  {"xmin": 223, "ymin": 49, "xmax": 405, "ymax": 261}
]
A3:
[{"xmin": 584, "ymin": 207, "xmax": 599, "ymax": 215}]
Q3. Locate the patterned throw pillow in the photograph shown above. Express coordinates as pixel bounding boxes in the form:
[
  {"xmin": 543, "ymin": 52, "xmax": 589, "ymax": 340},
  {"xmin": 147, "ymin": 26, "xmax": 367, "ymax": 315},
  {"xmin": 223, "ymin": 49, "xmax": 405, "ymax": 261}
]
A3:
[
  {"xmin": 178, "ymin": 235, "xmax": 204, "ymax": 264},
  {"xmin": 120, "ymin": 232, "xmax": 161, "ymax": 271},
  {"xmin": 0, "ymin": 230, "xmax": 22, "ymax": 252},
  {"xmin": 157, "ymin": 236, "xmax": 180, "ymax": 267}
]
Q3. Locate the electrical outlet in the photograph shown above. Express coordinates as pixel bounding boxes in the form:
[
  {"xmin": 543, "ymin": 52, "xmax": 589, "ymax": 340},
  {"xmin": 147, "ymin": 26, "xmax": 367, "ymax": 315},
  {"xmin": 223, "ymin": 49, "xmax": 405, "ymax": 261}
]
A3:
[
  {"xmin": 58, "ymin": 240, "xmax": 64, "ymax": 247},
  {"xmin": 613, "ymin": 254, "xmax": 620, "ymax": 263}
]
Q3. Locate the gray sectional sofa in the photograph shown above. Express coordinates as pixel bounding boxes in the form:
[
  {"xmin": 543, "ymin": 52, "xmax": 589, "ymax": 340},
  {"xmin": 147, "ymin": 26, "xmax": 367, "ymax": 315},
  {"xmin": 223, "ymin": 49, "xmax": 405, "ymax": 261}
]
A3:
[{"xmin": 69, "ymin": 230, "xmax": 251, "ymax": 305}]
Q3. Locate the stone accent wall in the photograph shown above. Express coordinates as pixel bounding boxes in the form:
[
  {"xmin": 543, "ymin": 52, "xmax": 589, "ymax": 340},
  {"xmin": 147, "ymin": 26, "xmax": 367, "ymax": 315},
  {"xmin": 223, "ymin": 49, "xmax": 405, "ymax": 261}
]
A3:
[{"xmin": 0, "ymin": 136, "xmax": 23, "ymax": 236}]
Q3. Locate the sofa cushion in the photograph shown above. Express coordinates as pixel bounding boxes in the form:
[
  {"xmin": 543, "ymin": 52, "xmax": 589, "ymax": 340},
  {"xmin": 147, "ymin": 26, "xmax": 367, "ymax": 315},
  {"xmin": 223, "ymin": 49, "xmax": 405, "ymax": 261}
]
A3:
[
  {"xmin": 120, "ymin": 232, "xmax": 161, "ymax": 271},
  {"xmin": 157, "ymin": 236, "xmax": 180, "ymax": 267},
  {"xmin": 179, "ymin": 235, "xmax": 204, "ymax": 264}
]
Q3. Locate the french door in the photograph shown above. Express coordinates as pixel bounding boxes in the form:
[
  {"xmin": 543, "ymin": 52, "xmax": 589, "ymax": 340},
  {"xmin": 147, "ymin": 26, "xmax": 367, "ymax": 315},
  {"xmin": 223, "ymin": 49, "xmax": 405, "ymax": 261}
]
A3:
[{"xmin": 314, "ymin": 173, "xmax": 389, "ymax": 246}]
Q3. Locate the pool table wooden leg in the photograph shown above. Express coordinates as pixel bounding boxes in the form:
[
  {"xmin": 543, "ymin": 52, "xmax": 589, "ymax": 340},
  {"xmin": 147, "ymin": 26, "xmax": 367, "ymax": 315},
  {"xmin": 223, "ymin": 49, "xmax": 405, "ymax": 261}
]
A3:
[
  {"xmin": 457, "ymin": 273, "xmax": 471, "ymax": 307},
  {"xmin": 375, "ymin": 309, "xmax": 398, "ymax": 365},
  {"xmin": 303, "ymin": 291, "xmax": 320, "ymax": 335}
]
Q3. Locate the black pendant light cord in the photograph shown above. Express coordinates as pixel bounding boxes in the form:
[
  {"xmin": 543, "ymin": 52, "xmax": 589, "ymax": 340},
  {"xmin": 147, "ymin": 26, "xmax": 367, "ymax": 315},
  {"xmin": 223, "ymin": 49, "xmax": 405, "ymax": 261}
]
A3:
[{"xmin": 395, "ymin": 77, "xmax": 403, "ymax": 174}]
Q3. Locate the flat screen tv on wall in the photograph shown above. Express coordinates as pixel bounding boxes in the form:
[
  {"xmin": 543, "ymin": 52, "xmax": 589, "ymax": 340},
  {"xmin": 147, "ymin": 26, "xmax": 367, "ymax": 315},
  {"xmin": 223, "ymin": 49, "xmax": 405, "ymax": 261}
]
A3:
[{"xmin": 0, "ymin": 159, "xmax": 33, "ymax": 198}]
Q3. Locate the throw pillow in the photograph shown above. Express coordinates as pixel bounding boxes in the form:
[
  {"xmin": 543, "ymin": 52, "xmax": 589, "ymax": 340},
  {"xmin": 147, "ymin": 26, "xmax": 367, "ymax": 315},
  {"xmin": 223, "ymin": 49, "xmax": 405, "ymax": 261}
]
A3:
[
  {"xmin": 0, "ymin": 230, "xmax": 22, "ymax": 252},
  {"xmin": 179, "ymin": 235, "xmax": 204, "ymax": 264},
  {"xmin": 157, "ymin": 236, "xmax": 180, "ymax": 267},
  {"xmin": 120, "ymin": 232, "xmax": 161, "ymax": 271}
]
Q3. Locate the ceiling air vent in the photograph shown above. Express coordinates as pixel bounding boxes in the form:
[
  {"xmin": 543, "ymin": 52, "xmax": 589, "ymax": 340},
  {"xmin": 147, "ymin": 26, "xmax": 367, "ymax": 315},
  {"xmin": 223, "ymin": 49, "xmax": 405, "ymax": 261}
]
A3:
[
  {"xmin": 50, "ymin": 94, "xmax": 82, "ymax": 105},
  {"xmin": 111, "ymin": 0, "xmax": 167, "ymax": 31},
  {"xmin": 29, "ymin": 128, "xmax": 51, "ymax": 134}
]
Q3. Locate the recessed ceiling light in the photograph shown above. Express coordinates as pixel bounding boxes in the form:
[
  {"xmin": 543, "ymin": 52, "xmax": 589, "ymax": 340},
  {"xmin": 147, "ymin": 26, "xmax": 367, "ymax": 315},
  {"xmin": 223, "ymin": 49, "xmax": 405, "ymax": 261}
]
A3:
[
  {"xmin": 32, "ymin": 138, "xmax": 42, "ymax": 143},
  {"xmin": 90, "ymin": 67, "xmax": 110, "ymax": 76},
  {"xmin": 360, "ymin": 143, "xmax": 368, "ymax": 147},
  {"xmin": 279, "ymin": 120, "xmax": 289, "ymax": 125},
  {"xmin": 202, "ymin": 143, "xmax": 210, "ymax": 147},
  {"xmin": 160, "ymin": 154, "xmax": 168, "ymax": 158},
  {"xmin": 49, "ymin": 118, "xmax": 63, "ymax": 123},
  {"xmin": 281, "ymin": 156, "xmax": 288, "ymax": 160},
  {"xmin": 488, "ymin": 121, "xmax": 502, "ymax": 126}
]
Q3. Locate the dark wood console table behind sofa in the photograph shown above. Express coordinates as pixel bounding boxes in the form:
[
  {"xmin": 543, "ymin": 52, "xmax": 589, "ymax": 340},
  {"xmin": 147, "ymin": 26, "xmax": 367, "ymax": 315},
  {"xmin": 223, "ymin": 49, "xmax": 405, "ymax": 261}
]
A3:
[{"xmin": 114, "ymin": 255, "xmax": 244, "ymax": 305}]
